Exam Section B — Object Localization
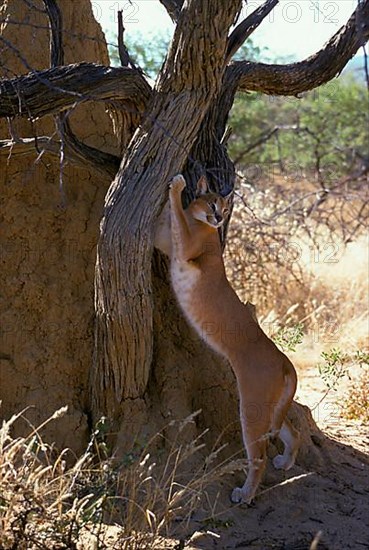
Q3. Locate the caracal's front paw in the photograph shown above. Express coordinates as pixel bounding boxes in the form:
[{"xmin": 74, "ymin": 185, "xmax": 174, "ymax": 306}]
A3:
[
  {"xmin": 230, "ymin": 486, "xmax": 255, "ymax": 506},
  {"xmin": 170, "ymin": 174, "xmax": 186, "ymax": 193}
]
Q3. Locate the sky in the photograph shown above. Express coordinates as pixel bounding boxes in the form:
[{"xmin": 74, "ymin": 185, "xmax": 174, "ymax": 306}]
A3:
[{"xmin": 92, "ymin": 0, "xmax": 361, "ymax": 61}]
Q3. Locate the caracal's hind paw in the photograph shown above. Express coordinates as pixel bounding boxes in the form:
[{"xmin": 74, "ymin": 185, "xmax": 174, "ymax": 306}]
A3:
[
  {"xmin": 272, "ymin": 453, "xmax": 295, "ymax": 471},
  {"xmin": 170, "ymin": 174, "xmax": 186, "ymax": 192},
  {"xmin": 230, "ymin": 487, "xmax": 255, "ymax": 506},
  {"xmin": 230, "ymin": 487, "xmax": 242, "ymax": 504}
]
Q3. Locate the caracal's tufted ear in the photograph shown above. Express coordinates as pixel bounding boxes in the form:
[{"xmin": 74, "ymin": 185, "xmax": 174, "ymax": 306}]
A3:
[
  {"xmin": 196, "ymin": 175, "xmax": 209, "ymax": 196},
  {"xmin": 223, "ymin": 190, "xmax": 233, "ymax": 204}
]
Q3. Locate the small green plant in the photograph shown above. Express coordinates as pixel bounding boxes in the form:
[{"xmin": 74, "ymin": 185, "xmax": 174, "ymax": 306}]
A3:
[
  {"xmin": 272, "ymin": 323, "xmax": 304, "ymax": 353},
  {"xmin": 317, "ymin": 348, "xmax": 350, "ymax": 390},
  {"xmin": 339, "ymin": 349, "xmax": 369, "ymax": 423},
  {"xmin": 314, "ymin": 348, "xmax": 369, "ymax": 411}
]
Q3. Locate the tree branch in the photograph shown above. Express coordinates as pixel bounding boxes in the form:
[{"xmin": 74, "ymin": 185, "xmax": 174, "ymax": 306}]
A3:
[
  {"xmin": 108, "ymin": 10, "xmax": 146, "ymax": 154},
  {"xmin": 0, "ymin": 136, "xmax": 60, "ymax": 157},
  {"xmin": 117, "ymin": 10, "xmax": 138, "ymax": 69},
  {"xmin": 43, "ymin": 0, "xmax": 64, "ymax": 66},
  {"xmin": 40, "ymin": 0, "xmax": 122, "ymax": 178},
  {"xmin": 226, "ymin": 0, "xmax": 278, "ymax": 62},
  {"xmin": 0, "ymin": 63, "xmax": 152, "ymax": 119},
  {"xmin": 158, "ymin": 0, "xmax": 183, "ymax": 22},
  {"xmin": 232, "ymin": 0, "xmax": 369, "ymax": 95},
  {"xmin": 0, "ymin": 136, "xmax": 120, "ymax": 177},
  {"xmin": 57, "ymin": 117, "xmax": 121, "ymax": 177},
  {"xmin": 233, "ymin": 126, "xmax": 279, "ymax": 163}
]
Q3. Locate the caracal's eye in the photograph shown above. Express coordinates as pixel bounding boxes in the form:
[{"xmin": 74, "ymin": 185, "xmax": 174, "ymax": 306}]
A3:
[{"xmin": 210, "ymin": 203, "xmax": 216, "ymax": 213}]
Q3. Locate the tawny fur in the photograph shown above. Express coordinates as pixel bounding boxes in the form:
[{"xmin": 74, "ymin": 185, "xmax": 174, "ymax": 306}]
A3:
[{"xmin": 159, "ymin": 174, "xmax": 300, "ymax": 504}]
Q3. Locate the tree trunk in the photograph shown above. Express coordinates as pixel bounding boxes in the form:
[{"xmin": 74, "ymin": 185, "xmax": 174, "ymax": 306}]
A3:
[{"xmin": 90, "ymin": 0, "xmax": 244, "ymax": 447}]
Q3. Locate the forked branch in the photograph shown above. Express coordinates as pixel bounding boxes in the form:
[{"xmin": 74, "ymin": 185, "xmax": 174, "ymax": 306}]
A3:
[
  {"xmin": 232, "ymin": 0, "xmax": 369, "ymax": 95},
  {"xmin": 226, "ymin": 0, "xmax": 279, "ymax": 62}
]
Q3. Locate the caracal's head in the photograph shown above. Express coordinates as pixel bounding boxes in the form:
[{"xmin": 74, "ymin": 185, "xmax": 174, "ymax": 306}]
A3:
[{"xmin": 190, "ymin": 176, "xmax": 232, "ymax": 229}]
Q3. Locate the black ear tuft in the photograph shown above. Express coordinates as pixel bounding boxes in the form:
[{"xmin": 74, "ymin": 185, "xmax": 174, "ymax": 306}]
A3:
[
  {"xmin": 196, "ymin": 175, "xmax": 209, "ymax": 196},
  {"xmin": 222, "ymin": 189, "xmax": 233, "ymax": 203}
]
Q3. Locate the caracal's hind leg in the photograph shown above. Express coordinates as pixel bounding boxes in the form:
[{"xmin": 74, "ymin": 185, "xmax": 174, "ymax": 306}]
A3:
[{"xmin": 231, "ymin": 412, "xmax": 271, "ymax": 505}]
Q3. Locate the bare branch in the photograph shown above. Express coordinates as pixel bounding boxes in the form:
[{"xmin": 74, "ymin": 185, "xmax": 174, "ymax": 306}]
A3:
[
  {"xmin": 0, "ymin": 135, "xmax": 120, "ymax": 177},
  {"xmin": 0, "ymin": 63, "xmax": 152, "ymax": 119},
  {"xmin": 117, "ymin": 10, "xmax": 131, "ymax": 68},
  {"xmin": 43, "ymin": 0, "xmax": 64, "ymax": 66},
  {"xmin": 116, "ymin": 10, "xmax": 143, "ymax": 73},
  {"xmin": 57, "ymin": 116, "xmax": 121, "ymax": 177},
  {"xmin": 233, "ymin": 126, "xmax": 279, "ymax": 163},
  {"xmin": 231, "ymin": 0, "xmax": 369, "ymax": 95},
  {"xmin": 226, "ymin": 0, "xmax": 278, "ymax": 62},
  {"xmin": 0, "ymin": 136, "xmax": 59, "ymax": 157}
]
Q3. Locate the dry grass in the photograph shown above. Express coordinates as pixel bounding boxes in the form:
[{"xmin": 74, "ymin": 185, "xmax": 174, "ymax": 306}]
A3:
[
  {"xmin": 226, "ymin": 187, "xmax": 368, "ymax": 357},
  {"xmin": 341, "ymin": 363, "xmax": 369, "ymax": 424},
  {"xmin": 0, "ymin": 408, "xmax": 244, "ymax": 550}
]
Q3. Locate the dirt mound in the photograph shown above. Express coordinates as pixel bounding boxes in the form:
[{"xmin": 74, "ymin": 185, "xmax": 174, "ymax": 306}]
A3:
[{"xmin": 0, "ymin": 0, "xmax": 116, "ymax": 453}]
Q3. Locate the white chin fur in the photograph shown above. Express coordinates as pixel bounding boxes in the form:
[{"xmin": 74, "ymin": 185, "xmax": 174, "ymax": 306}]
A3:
[
  {"xmin": 207, "ymin": 219, "xmax": 224, "ymax": 229},
  {"xmin": 194, "ymin": 212, "xmax": 223, "ymax": 228}
]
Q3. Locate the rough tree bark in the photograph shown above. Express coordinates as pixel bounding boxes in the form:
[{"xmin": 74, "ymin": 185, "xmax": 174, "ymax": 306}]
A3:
[
  {"xmin": 0, "ymin": 0, "xmax": 368, "ymax": 468},
  {"xmin": 90, "ymin": 0, "xmax": 244, "ymax": 451}
]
